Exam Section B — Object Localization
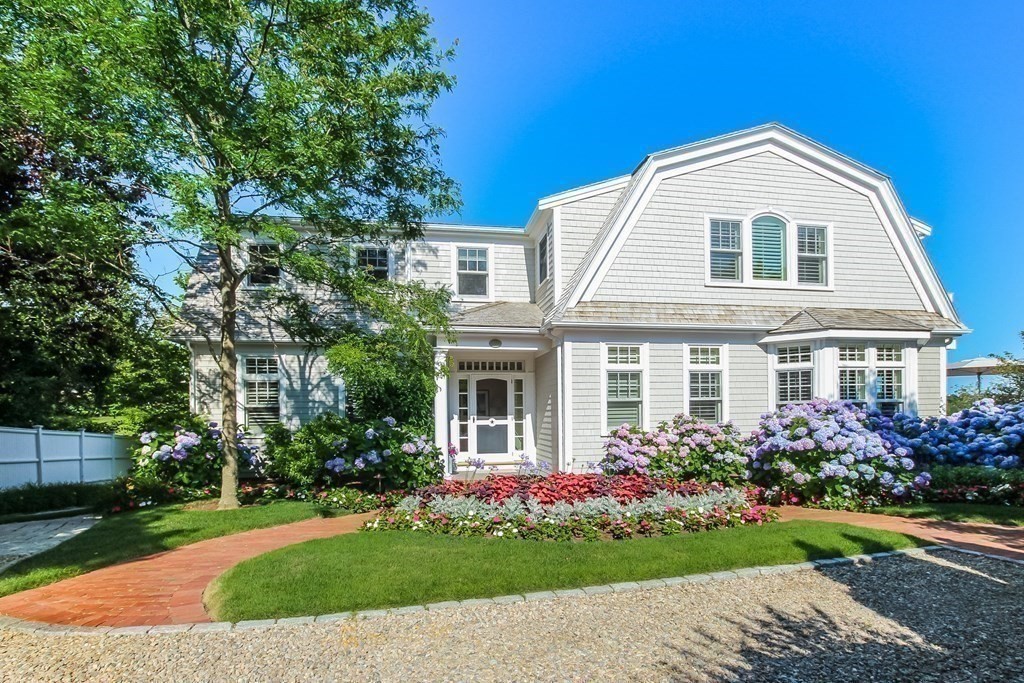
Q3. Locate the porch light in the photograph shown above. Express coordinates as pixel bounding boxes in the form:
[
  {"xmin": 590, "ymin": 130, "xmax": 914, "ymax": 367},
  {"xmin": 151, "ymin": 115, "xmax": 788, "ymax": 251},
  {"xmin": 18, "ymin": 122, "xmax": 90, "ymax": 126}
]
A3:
[{"xmin": 489, "ymin": 338, "xmax": 502, "ymax": 348}]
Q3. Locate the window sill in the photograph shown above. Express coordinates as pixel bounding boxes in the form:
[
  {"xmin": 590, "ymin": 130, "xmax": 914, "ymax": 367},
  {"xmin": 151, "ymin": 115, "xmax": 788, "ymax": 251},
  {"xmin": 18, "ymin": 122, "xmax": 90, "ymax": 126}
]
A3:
[{"xmin": 704, "ymin": 280, "xmax": 834, "ymax": 292}]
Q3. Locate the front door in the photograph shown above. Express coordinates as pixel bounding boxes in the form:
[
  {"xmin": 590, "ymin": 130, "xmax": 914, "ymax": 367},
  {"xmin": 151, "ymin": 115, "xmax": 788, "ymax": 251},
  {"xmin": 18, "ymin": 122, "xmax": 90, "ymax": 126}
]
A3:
[{"xmin": 471, "ymin": 376, "xmax": 512, "ymax": 458}]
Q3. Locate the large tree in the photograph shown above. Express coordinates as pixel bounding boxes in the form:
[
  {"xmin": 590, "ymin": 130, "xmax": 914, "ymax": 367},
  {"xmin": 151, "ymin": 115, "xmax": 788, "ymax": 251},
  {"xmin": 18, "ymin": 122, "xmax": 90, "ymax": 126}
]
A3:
[{"xmin": 5, "ymin": 0, "xmax": 458, "ymax": 508}]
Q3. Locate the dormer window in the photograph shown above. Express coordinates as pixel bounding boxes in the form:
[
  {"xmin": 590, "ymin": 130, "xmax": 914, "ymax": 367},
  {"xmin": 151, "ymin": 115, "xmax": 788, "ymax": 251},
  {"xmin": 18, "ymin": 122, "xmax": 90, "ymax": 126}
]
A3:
[{"xmin": 246, "ymin": 243, "xmax": 280, "ymax": 287}]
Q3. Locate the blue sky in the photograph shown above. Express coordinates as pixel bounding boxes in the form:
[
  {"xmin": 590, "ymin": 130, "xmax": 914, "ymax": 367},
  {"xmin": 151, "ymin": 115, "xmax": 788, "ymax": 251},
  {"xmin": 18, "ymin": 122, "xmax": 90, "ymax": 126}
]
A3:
[{"xmin": 423, "ymin": 0, "xmax": 1024, "ymax": 369}]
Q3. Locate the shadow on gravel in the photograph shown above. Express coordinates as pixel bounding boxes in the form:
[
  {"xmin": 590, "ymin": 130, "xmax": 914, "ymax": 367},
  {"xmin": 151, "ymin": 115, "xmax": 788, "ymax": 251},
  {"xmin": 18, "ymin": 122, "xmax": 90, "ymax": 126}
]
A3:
[{"xmin": 657, "ymin": 544, "xmax": 1024, "ymax": 683}]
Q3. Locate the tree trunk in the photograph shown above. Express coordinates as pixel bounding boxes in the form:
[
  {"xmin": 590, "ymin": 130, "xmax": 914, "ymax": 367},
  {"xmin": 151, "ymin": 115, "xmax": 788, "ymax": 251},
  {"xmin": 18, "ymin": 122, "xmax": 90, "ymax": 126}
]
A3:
[{"xmin": 217, "ymin": 242, "xmax": 241, "ymax": 510}]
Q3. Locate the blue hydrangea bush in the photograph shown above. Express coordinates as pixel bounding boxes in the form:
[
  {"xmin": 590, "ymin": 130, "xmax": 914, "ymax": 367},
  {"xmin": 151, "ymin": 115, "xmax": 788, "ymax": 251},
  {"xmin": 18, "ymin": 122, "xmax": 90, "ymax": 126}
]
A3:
[
  {"xmin": 871, "ymin": 400, "xmax": 1024, "ymax": 469},
  {"xmin": 131, "ymin": 418, "xmax": 262, "ymax": 488},
  {"xmin": 600, "ymin": 415, "xmax": 748, "ymax": 483},
  {"xmin": 264, "ymin": 412, "xmax": 444, "ymax": 490},
  {"xmin": 748, "ymin": 399, "xmax": 929, "ymax": 509}
]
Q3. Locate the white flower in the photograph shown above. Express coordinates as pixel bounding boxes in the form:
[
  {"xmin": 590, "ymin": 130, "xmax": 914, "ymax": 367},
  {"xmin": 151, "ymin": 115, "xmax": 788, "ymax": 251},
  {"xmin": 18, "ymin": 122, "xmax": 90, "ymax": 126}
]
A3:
[{"xmin": 141, "ymin": 446, "xmax": 151, "ymax": 455}]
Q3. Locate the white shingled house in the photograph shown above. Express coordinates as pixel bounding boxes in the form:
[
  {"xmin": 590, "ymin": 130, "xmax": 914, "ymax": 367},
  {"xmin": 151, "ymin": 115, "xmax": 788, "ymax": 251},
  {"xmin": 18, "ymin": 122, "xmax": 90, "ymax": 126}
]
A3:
[{"xmin": 178, "ymin": 123, "xmax": 968, "ymax": 473}]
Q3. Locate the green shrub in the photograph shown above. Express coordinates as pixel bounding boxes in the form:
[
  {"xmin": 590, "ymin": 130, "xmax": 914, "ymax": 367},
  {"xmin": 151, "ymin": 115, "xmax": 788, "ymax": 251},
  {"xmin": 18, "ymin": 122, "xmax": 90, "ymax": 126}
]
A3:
[
  {"xmin": 263, "ymin": 414, "xmax": 346, "ymax": 487},
  {"xmin": 928, "ymin": 465, "xmax": 1024, "ymax": 489},
  {"xmin": 0, "ymin": 481, "xmax": 115, "ymax": 516}
]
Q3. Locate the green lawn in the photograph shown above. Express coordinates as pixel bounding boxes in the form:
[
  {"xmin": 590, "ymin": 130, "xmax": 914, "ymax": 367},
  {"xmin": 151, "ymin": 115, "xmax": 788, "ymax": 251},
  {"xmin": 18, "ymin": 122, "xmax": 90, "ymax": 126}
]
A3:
[
  {"xmin": 0, "ymin": 501, "xmax": 323, "ymax": 598},
  {"xmin": 869, "ymin": 502, "xmax": 1024, "ymax": 527},
  {"xmin": 207, "ymin": 520, "xmax": 925, "ymax": 622}
]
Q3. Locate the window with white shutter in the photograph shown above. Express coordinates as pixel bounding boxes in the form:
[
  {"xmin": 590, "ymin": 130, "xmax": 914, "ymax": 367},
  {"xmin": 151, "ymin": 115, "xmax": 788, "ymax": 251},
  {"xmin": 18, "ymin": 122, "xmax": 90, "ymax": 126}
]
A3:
[
  {"xmin": 605, "ymin": 344, "xmax": 644, "ymax": 431},
  {"xmin": 687, "ymin": 345, "xmax": 725, "ymax": 422},
  {"xmin": 709, "ymin": 220, "xmax": 742, "ymax": 281},
  {"xmin": 775, "ymin": 344, "xmax": 813, "ymax": 408},
  {"xmin": 751, "ymin": 216, "xmax": 787, "ymax": 281},
  {"xmin": 797, "ymin": 225, "xmax": 828, "ymax": 285},
  {"xmin": 243, "ymin": 357, "xmax": 280, "ymax": 430}
]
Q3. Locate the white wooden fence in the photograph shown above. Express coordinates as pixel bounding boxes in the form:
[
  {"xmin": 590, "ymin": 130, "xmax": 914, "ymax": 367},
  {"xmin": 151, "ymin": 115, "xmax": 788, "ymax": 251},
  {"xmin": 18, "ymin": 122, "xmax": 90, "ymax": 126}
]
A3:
[{"xmin": 0, "ymin": 426, "xmax": 133, "ymax": 489}]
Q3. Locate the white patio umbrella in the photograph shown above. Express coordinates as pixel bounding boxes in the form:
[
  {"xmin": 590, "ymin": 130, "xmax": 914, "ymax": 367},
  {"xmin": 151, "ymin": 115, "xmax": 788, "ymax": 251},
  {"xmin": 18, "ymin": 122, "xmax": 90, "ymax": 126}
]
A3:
[{"xmin": 947, "ymin": 357, "xmax": 1008, "ymax": 392}]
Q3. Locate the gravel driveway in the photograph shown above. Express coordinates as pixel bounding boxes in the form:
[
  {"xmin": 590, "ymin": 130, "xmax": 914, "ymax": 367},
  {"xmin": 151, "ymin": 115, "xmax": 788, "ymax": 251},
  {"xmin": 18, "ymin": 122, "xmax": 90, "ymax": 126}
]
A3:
[{"xmin": 1, "ymin": 550, "xmax": 1021, "ymax": 682}]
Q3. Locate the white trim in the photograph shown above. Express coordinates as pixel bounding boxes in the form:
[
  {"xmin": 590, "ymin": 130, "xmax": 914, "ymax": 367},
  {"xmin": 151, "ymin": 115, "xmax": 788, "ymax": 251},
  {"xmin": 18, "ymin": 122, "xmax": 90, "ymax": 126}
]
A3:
[
  {"xmin": 423, "ymin": 223, "xmax": 527, "ymax": 239},
  {"xmin": 599, "ymin": 342, "xmax": 650, "ymax": 435},
  {"xmin": 682, "ymin": 343, "xmax": 730, "ymax": 422},
  {"xmin": 537, "ymin": 175, "xmax": 631, "ymax": 210},
  {"xmin": 555, "ymin": 340, "xmax": 565, "ymax": 471},
  {"xmin": 553, "ymin": 320, "xmax": 775, "ymax": 331},
  {"xmin": 450, "ymin": 243, "xmax": 494, "ymax": 303},
  {"xmin": 433, "ymin": 350, "xmax": 448, "ymax": 455},
  {"xmin": 562, "ymin": 340, "xmax": 573, "ymax": 468},
  {"xmin": 552, "ymin": 207, "xmax": 563, "ymax": 307},
  {"xmin": 938, "ymin": 343, "xmax": 948, "ymax": 416},
  {"xmin": 537, "ymin": 220, "xmax": 552, "ymax": 285},
  {"xmin": 910, "ymin": 217, "xmax": 933, "ymax": 237},
  {"xmin": 567, "ymin": 124, "xmax": 957, "ymax": 321},
  {"xmin": 760, "ymin": 329, "xmax": 931, "ymax": 344}
]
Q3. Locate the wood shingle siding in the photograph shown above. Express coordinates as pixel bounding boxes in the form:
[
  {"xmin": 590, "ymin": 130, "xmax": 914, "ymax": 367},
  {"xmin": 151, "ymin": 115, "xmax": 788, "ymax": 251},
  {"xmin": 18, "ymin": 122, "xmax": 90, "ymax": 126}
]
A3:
[
  {"xmin": 594, "ymin": 152, "xmax": 926, "ymax": 310},
  {"xmin": 534, "ymin": 348, "xmax": 558, "ymax": 468}
]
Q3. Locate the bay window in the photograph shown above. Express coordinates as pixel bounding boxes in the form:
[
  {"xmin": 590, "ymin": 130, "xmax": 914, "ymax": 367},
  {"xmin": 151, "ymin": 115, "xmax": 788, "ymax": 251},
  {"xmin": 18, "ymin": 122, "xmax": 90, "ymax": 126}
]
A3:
[
  {"xmin": 775, "ymin": 344, "xmax": 813, "ymax": 408},
  {"xmin": 836, "ymin": 342, "xmax": 906, "ymax": 415}
]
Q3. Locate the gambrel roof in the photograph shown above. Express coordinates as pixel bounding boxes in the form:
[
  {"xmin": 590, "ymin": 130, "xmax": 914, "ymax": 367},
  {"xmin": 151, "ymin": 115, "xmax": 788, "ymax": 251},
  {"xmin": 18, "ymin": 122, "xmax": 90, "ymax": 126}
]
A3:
[{"xmin": 550, "ymin": 123, "xmax": 961, "ymax": 326}]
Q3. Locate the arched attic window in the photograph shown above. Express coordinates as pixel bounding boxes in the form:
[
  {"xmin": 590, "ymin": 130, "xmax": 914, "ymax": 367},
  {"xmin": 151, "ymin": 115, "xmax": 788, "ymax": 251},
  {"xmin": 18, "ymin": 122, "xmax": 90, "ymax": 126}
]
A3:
[{"xmin": 750, "ymin": 215, "xmax": 787, "ymax": 281}]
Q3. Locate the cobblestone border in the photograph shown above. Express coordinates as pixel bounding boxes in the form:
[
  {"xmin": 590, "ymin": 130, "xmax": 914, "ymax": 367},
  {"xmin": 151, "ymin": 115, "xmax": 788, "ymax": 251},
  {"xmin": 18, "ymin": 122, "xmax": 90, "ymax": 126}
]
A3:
[{"xmin": 1, "ymin": 544, "xmax": 1018, "ymax": 636}]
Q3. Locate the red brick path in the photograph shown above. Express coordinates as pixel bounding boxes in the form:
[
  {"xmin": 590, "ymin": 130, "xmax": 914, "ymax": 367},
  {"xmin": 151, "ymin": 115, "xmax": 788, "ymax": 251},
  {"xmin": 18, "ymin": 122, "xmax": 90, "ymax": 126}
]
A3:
[
  {"xmin": 0, "ymin": 512, "xmax": 375, "ymax": 627},
  {"xmin": 779, "ymin": 506, "xmax": 1024, "ymax": 560}
]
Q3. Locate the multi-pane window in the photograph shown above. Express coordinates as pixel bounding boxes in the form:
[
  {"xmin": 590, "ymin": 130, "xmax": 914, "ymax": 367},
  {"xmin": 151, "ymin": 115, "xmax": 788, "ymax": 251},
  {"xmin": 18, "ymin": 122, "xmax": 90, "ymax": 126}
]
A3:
[
  {"xmin": 243, "ymin": 357, "xmax": 280, "ymax": 429},
  {"xmin": 776, "ymin": 344, "xmax": 813, "ymax": 408},
  {"xmin": 836, "ymin": 342, "xmax": 906, "ymax": 415},
  {"xmin": 356, "ymin": 247, "xmax": 390, "ymax": 280},
  {"xmin": 839, "ymin": 369, "xmax": 867, "ymax": 407},
  {"xmin": 777, "ymin": 345, "xmax": 812, "ymax": 365},
  {"xmin": 797, "ymin": 225, "xmax": 828, "ymax": 285},
  {"xmin": 876, "ymin": 369, "xmax": 904, "ymax": 416},
  {"xmin": 876, "ymin": 344, "xmax": 903, "ymax": 363},
  {"xmin": 777, "ymin": 370, "xmax": 813, "ymax": 406},
  {"xmin": 751, "ymin": 215, "xmax": 787, "ymax": 281},
  {"xmin": 607, "ymin": 372, "xmax": 643, "ymax": 431},
  {"xmin": 688, "ymin": 345, "xmax": 724, "ymax": 422},
  {"xmin": 247, "ymin": 243, "xmax": 280, "ymax": 287},
  {"xmin": 538, "ymin": 224, "xmax": 551, "ymax": 283},
  {"xmin": 838, "ymin": 344, "xmax": 867, "ymax": 363},
  {"xmin": 709, "ymin": 220, "xmax": 742, "ymax": 281},
  {"xmin": 606, "ymin": 344, "xmax": 643, "ymax": 431},
  {"xmin": 513, "ymin": 378, "xmax": 525, "ymax": 451},
  {"xmin": 457, "ymin": 378, "xmax": 469, "ymax": 454},
  {"xmin": 456, "ymin": 247, "xmax": 489, "ymax": 297},
  {"xmin": 607, "ymin": 345, "xmax": 641, "ymax": 365}
]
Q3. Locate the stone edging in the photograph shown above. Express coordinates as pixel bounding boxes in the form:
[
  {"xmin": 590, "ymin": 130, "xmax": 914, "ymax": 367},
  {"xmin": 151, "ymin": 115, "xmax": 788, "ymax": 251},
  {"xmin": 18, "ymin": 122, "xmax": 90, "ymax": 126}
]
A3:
[{"xmin": 1, "ymin": 544, "xmax": 1018, "ymax": 636}]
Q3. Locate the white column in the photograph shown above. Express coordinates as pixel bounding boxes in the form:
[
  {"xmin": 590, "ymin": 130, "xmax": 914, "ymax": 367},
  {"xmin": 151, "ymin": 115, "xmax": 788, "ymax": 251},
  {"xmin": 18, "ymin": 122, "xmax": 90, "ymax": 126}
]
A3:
[{"xmin": 433, "ymin": 349, "xmax": 449, "ymax": 454}]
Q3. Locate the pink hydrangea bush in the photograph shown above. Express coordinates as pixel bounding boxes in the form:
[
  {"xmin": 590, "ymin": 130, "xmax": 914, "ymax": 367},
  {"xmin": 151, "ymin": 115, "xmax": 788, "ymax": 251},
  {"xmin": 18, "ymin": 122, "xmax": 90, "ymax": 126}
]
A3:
[{"xmin": 600, "ymin": 414, "xmax": 748, "ymax": 483}]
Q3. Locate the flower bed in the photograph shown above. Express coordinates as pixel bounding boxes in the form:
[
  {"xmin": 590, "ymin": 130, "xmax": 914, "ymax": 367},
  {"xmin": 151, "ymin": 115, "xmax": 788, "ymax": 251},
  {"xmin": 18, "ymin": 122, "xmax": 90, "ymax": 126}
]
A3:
[
  {"xmin": 365, "ymin": 474, "xmax": 773, "ymax": 541},
  {"xmin": 919, "ymin": 465, "xmax": 1024, "ymax": 506}
]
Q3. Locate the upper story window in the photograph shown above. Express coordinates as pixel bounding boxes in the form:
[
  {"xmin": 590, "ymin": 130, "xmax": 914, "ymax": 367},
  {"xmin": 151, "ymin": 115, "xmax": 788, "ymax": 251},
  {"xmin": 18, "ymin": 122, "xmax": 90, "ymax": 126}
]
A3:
[
  {"xmin": 709, "ymin": 220, "xmax": 742, "ymax": 282},
  {"xmin": 246, "ymin": 243, "xmax": 280, "ymax": 287},
  {"xmin": 356, "ymin": 246, "xmax": 390, "ymax": 280},
  {"xmin": 797, "ymin": 225, "xmax": 828, "ymax": 285},
  {"xmin": 751, "ymin": 216, "xmax": 787, "ymax": 281},
  {"xmin": 707, "ymin": 213, "xmax": 830, "ymax": 289},
  {"xmin": 456, "ymin": 246, "xmax": 489, "ymax": 298},
  {"xmin": 538, "ymin": 231, "xmax": 550, "ymax": 284}
]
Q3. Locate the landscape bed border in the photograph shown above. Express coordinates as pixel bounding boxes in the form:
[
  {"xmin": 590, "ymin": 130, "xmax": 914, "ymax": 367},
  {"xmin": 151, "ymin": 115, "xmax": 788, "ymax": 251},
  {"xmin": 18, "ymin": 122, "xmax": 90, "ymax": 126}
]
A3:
[{"xmin": 1, "ymin": 544, "xmax": 1016, "ymax": 636}]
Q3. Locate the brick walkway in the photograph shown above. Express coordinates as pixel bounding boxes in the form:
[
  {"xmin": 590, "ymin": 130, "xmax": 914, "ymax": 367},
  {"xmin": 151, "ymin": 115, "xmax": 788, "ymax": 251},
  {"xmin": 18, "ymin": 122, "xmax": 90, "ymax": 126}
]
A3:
[
  {"xmin": 0, "ymin": 512, "xmax": 375, "ymax": 628},
  {"xmin": 779, "ymin": 506, "xmax": 1024, "ymax": 560}
]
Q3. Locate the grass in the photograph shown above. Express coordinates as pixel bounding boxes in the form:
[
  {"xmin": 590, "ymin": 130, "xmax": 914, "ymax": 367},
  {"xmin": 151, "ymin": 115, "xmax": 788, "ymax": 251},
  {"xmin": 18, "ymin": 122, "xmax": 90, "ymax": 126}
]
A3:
[
  {"xmin": 0, "ymin": 501, "xmax": 323, "ymax": 598},
  {"xmin": 869, "ymin": 502, "xmax": 1024, "ymax": 527},
  {"xmin": 207, "ymin": 520, "xmax": 925, "ymax": 622}
]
